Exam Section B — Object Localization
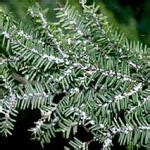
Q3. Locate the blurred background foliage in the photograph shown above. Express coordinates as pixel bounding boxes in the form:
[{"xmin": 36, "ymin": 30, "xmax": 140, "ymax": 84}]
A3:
[{"xmin": 0, "ymin": 0, "xmax": 150, "ymax": 46}]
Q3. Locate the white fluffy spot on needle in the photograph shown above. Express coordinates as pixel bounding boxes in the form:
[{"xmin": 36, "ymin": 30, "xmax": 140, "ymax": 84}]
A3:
[
  {"xmin": 0, "ymin": 105, "xmax": 3, "ymax": 113},
  {"xmin": 67, "ymin": 38, "xmax": 71, "ymax": 45}
]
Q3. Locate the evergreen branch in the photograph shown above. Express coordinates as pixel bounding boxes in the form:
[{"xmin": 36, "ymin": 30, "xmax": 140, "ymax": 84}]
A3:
[
  {"xmin": 0, "ymin": 2, "xmax": 149, "ymax": 149},
  {"xmin": 28, "ymin": 6, "xmax": 68, "ymax": 59}
]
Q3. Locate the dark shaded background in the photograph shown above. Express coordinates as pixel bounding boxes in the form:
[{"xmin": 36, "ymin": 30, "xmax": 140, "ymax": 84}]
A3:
[
  {"xmin": 0, "ymin": 109, "xmax": 127, "ymax": 150},
  {"xmin": 0, "ymin": 0, "xmax": 149, "ymax": 149}
]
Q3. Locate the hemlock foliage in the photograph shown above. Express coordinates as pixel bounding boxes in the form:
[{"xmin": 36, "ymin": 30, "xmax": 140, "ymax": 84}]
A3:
[{"xmin": 0, "ymin": 1, "xmax": 149, "ymax": 149}]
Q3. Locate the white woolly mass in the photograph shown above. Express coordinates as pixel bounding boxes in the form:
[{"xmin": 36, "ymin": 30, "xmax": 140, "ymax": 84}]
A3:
[
  {"xmin": 103, "ymin": 138, "xmax": 112, "ymax": 148},
  {"xmin": 2, "ymin": 31, "xmax": 10, "ymax": 38},
  {"xmin": 42, "ymin": 54, "xmax": 64, "ymax": 64},
  {"xmin": 114, "ymin": 83, "xmax": 142, "ymax": 101}
]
